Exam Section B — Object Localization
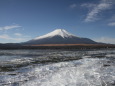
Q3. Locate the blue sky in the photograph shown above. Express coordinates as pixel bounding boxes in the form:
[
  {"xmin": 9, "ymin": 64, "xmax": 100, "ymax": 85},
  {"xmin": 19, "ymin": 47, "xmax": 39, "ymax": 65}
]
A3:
[{"xmin": 0, "ymin": 0, "xmax": 115, "ymax": 44}]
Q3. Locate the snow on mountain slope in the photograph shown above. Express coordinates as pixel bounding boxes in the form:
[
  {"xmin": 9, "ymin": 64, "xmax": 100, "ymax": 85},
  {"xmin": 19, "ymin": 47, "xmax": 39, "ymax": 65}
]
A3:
[
  {"xmin": 24, "ymin": 29, "xmax": 97, "ymax": 44},
  {"xmin": 34, "ymin": 29, "xmax": 77, "ymax": 40}
]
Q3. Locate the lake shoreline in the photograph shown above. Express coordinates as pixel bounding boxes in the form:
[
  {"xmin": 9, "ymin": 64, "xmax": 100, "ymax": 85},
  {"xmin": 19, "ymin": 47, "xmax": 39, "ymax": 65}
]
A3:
[{"xmin": 0, "ymin": 44, "xmax": 115, "ymax": 50}]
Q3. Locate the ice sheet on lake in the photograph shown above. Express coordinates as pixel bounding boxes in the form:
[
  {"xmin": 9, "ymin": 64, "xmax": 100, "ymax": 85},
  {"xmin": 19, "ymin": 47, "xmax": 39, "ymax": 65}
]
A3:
[
  {"xmin": 0, "ymin": 49, "xmax": 115, "ymax": 86},
  {"xmin": 0, "ymin": 58, "xmax": 115, "ymax": 86}
]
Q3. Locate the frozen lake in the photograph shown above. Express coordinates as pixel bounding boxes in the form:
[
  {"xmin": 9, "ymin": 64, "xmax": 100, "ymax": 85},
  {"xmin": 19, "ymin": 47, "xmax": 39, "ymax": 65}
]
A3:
[{"xmin": 0, "ymin": 49, "xmax": 115, "ymax": 86}]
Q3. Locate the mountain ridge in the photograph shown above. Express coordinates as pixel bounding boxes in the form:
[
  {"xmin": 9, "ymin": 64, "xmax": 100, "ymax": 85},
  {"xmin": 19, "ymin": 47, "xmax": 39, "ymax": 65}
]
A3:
[{"xmin": 24, "ymin": 29, "xmax": 97, "ymax": 45}]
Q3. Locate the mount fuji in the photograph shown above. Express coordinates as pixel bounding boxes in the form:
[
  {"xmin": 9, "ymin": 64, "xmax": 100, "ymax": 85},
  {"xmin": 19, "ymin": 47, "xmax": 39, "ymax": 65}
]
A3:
[{"xmin": 24, "ymin": 29, "xmax": 97, "ymax": 45}]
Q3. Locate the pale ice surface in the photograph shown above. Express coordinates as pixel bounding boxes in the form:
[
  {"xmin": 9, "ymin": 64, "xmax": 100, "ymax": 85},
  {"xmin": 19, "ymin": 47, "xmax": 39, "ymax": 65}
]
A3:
[
  {"xmin": 0, "ymin": 49, "xmax": 115, "ymax": 86},
  {"xmin": 34, "ymin": 29, "xmax": 77, "ymax": 40},
  {"xmin": 21, "ymin": 58, "xmax": 115, "ymax": 86}
]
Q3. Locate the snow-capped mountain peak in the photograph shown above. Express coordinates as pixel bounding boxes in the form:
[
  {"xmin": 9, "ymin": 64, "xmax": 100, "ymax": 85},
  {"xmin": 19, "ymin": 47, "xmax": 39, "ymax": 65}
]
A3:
[
  {"xmin": 34, "ymin": 29, "xmax": 76, "ymax": 40},
  {"xmin": 25, "ymin": 29, "xmax": 97, "ymax": 44}
]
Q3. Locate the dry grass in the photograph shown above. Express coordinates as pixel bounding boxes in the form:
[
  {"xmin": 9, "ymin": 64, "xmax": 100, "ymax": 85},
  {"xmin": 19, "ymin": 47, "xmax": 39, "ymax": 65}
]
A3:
[{"xmin": 29, "ymin": 44, "xmax": 114, "ymax": 47}]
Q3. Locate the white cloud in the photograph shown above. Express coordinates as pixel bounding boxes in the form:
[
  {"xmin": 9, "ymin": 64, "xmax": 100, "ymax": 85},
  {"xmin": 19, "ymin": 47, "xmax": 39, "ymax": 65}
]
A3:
[
  {"xmin": 0, "ymin": 34, "xmax": 10, "ymax": 39},
  {"xmin": 0, "ymin": 25, "xmax": 21, "ymax": 30},
  {"xmin": 94, "ymin": 37, "xmax": 115, "ymax": 44},
  {"xmin": 0, "ymin": 24, "xmax": 31, "ymax": 43},
  {"xmin": 70, "ymin": 4, "xmax": 77, "ymax": 9},
  {"xmin": 14, "ymin": 33, "xmax": 22, "ymax": 36},
  {"xmin": 81, "ymin": 3, "xmax": 96, "ymax": 8},
  {"xmin": 108, "ymin": 22, "xmax": 115, "ymax": 26},
  {"xmin": 84, "ymin": 0, "xmax": 113, "ymax": 22},
  {"xmin": 0, "ymin": 34, "xmax": 31, "ymax": 43}
]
